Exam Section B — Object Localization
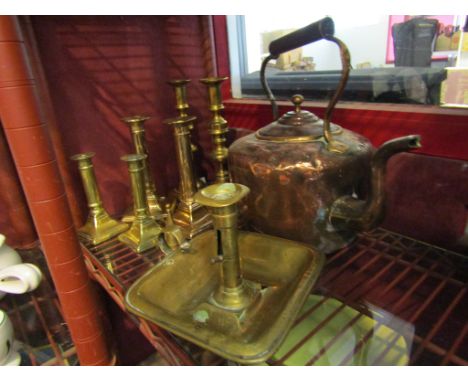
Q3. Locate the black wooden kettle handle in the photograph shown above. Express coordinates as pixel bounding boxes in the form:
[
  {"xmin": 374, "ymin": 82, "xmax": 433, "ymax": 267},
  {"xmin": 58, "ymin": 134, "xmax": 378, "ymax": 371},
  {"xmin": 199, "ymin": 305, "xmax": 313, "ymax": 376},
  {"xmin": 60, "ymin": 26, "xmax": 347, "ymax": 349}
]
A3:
[{"xmin": 268, "ymin": 17, "xmax": 335, "ymax": 58}]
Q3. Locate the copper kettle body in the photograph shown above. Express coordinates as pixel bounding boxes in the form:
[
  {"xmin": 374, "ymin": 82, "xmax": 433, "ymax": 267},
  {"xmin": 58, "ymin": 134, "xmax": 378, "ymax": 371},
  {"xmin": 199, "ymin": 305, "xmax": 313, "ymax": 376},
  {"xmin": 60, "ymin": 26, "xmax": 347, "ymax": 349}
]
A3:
[{"xmin": 228, "ymin": 18, "xmax": 421, "ymax": 254}]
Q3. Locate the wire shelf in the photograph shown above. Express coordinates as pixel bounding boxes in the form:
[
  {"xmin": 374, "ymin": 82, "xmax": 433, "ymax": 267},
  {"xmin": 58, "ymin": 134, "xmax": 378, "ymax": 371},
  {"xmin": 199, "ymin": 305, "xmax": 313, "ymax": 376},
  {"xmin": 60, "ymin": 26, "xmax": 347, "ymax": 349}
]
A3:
[
  {"xmin": 273, "ymin": 228, "xmax": 467, "ymax": 366},
  {"xmin": 81, "ymin": 228, "xmax": 467, "ymax": 366},
  {"xmin": 0, "ymin": 248, "xmax": 78, "ymax": 366},
  {"xmin": 81, "ymin": 237, "xmax": 225, "ymax": 366}
]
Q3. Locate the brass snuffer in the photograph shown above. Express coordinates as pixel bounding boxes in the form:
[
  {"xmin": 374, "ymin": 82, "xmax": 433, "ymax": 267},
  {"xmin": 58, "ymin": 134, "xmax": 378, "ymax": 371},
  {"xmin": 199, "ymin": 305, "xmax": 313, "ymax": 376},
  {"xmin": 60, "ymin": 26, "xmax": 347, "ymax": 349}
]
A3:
[
  {"xmin": 200, "ymin": 77, "xmax": 231, "ymax": 183},
  {"xmin": 71, "ymin": 152, "xmax": 128, "ymax": 245},
  {"xmin": 228, "ymin": 17, "xmax": 422, "ymax": 254},
  {"xmin": 164, "ymin": 115, "xmax": 212, "ymax": 238},
  {"xmin": 125, "ymin": 182, "xmax": 324, "ymax": 364},
  {"xmin": 118, "ymin": 154, "xmax": 162, "ymax": 253},
  {"xmin": 121, "ymin": 115, "xmax": 164, "ymax": 222}
]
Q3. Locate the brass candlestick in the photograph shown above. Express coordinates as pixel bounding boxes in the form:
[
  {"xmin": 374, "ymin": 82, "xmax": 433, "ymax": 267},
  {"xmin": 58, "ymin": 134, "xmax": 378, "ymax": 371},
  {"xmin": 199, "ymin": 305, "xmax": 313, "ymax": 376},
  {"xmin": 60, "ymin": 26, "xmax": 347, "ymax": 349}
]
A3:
[
  {"xmin": 71, "ymin": 152, "xmax": 128, "ymax": 246},
  {"xmin": 199, "ymin": 77, "xmax": 231, "ymax": 183},
  {"xmin": 168, "ymin": 79, "xmax": 205, "ymax": 188},
  {"xmin": 194, "ymin": 183, "xmax": 258, "ymax": 311},
  {"xmin": 121, "ymin": 115, "xmax": 163, "ymax": 222},
  {"xmin": 118, "ymin": 154, "xmax": 162, "ymax": 253},
  {"xmin": 164, "ymin": 115, "xmax": 211, "ymax": 238}
]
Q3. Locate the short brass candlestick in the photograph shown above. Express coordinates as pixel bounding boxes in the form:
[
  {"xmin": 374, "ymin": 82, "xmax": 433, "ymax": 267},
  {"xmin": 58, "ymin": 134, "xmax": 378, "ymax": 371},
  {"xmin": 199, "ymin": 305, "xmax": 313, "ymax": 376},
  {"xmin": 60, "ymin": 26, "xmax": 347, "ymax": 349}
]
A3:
[
  {"xmin": 164, "ymin": 115, "xmax": 211, "ymax": 238},
  {"xmin": 168, "ymin": 79, "xmax": 205, "ymax": 189},
  {"xmin": 71, "ymin": 152, "xmax": 128, "ymax": 246},
  {"xmin": 121, "ymin": 115, "xmax": 163, "ymax": 222},
  {"xmin": 118, "ymin": 154, "xmax": 162, "ymax": 253},
  {"xmin": 194, "ymin": 183, "xmax": 258, "ymax": 311},
  {"xmin": 199, "ymin": 77, "xmax": 231, "ymax": 184}
]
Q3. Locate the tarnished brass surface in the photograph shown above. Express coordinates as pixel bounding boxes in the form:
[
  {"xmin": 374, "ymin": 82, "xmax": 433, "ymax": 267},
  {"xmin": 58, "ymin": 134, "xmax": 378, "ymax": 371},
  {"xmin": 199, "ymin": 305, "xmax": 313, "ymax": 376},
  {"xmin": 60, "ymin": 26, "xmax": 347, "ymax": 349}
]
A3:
[
  {"xmin": 164, "ymin": 116, "xmax": 211, "ymax": 238},
  {"xmin": 161, "ymin": 203, "xmax": 189, "ymax": 254},
  {"xmin": 71, "ymin": 152, "xmax": 128, "ymax": 245},
  {"xmin": 121, "ymin": 115, "xmax": 163, "ymax": 222},
  {"xmin": 200, "ymin": 77, "xmax": 231, "ymax": 183},
  {"xmin": 168, "ymin": 79, "xmax": 190, "ymax": 117},
  {"xmin": 118, "ymin": 154, "xmax": 162, "ymax": 253},
  {"xmin": 194, "ymin": 183, "xmax": 255, "ymax": 311},
  {"xmin": 168, "ymin": 79, "xmax": 205, "ymax": 189},
  {"xmin": 125, "ymin": 228, "xmax": 325, "ymax": 364}
]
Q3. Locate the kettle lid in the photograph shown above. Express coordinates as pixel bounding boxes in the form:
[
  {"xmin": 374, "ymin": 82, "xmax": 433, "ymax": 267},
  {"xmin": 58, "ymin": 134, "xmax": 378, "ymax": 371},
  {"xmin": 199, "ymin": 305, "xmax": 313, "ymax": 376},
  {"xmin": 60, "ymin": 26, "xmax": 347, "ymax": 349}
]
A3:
[{"xmin": 255, "ymin": 95, "xmax": 341, "ymax": 142}]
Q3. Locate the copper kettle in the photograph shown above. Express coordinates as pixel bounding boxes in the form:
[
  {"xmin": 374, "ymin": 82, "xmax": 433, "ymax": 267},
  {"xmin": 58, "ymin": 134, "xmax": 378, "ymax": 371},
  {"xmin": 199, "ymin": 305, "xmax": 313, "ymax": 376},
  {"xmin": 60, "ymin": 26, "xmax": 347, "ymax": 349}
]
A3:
[{"xmin": 228, "ymin": 17, "xmax": 421, "ymax": 254}]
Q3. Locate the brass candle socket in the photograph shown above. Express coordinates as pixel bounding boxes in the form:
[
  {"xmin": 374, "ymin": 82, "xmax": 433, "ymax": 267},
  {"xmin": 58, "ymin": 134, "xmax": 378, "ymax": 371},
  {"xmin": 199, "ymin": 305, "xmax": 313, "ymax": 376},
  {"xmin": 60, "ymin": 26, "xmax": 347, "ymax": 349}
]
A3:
[
  {"xmin": 199, "ymin": 77, "xmax": 231, "ymax": 184},
  {"xmin": 121, "ymin": 115, "xmax": 164, "ymax": 222},
  {"xmin": 71, "ymin": 152, "xmax": 128, "ymax": 247},
  {"xmin": 164, "ymin": 115, "xmax": 211, "ymax": 239},
  {"xmin": 118, "ymin": 154, "xmax": 162, "ymax": 253},
  {"xmin": 194, "ymin": 183, "xmax": 258, "ymax": 312}
]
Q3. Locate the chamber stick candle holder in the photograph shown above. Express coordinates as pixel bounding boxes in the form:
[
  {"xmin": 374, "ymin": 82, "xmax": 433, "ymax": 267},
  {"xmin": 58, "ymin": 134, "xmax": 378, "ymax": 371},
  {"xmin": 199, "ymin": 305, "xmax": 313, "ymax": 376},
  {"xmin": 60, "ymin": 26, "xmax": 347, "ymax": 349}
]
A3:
[
  {"xmin": 164, "ymin": 115, "xmax": 211, "ymax": 238},
  {"xmin": 194, "ymin": 183, "xmax": 257, "ymax": 311},
  {"xmin": 199, "ymin": 77, "xmax": 231, "ymax": 184},
  {"xmin": 118, "ymin": 154, "xmax": 162, "ymax": 253},
  {"xmin": 71, "ymin": 152, "xmax": 128, "ymax": 246},
  {"xmin": 121, "ymin": 115, "xmax": 164, "ymax": 222}
]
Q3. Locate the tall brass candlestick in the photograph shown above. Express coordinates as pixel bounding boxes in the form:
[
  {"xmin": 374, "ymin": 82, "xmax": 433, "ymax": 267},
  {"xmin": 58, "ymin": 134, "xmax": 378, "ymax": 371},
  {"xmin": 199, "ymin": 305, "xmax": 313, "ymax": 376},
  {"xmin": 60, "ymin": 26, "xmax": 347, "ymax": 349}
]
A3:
[
  {"xmin": 121, "ymin": 115, "xmax": 163, "ymax": 222},
  {"xmin": 164, "ymin": 116, "xmax": 211, "ymax": 238},
  {"xmin": 199, "ymin": 77, "xmax": 231, "ymax": 183},
  {"xmin": 168, "ymin": 79, "xmax": 205, "ymax": 188},
  {"xmin": 71, "ymin": 152, "xmax": 128, "ymax": 247},
  {"xmin": 118, "ymin": 154, "xmax": 162, "ymax": 253}
]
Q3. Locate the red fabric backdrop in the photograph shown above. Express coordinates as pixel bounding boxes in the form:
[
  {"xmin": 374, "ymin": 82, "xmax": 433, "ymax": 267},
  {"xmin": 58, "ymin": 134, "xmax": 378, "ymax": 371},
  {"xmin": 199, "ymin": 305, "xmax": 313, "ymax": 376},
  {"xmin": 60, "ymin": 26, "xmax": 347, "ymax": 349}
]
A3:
[{"xmin": 31, "ymin": 16, "xmax": 217, "ymax": 221}]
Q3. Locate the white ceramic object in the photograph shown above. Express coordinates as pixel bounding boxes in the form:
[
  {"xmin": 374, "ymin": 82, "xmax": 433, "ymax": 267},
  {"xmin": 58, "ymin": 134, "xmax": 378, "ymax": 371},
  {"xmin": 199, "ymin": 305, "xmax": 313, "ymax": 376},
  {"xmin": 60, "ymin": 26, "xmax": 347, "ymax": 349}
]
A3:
[
  {"xmin": 0, "ymin": 264, "xmax": 43, "ymax": 295},
  {"xmin": 0, "ymin": 234, "xmax": 24, "ymax": 300},
  {"xmin": 0, "ymin": 234, "xmax": 22, "ymax": 270},
  {"xmin": 0, "ymin": 310, "xmax": 21, "ymax": 366}
]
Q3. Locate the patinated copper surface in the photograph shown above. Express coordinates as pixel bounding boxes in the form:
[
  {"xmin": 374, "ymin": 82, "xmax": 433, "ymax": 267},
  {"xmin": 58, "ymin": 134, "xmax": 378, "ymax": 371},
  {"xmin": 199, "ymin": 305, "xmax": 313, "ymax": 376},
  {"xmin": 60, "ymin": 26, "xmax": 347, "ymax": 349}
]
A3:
[
  {"xmin": 229, "ymin": 19, "xmax": 421, "ymax": 254},
  {"xmin": 229, "ymin": 125, "xmax": 373, "ymax": 254}
]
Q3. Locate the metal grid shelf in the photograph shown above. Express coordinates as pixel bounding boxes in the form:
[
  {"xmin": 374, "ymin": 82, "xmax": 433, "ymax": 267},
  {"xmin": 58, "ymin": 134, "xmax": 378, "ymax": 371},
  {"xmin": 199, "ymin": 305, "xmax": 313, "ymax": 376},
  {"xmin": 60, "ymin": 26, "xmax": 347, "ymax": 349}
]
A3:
[
  {"xmin": 81, "ymin": 238, "xmax": 226, "ymax": 366},
  {"xmin": 0, "ymin": 248, "xmax": 78, "ymax": 366},
  {"xmin": 81, "ymin": 228, "xmax": 467, "ymax": 366},
  {"xmin": 287, "ymin": 228, "xmax": 467, "ymax": 366}
]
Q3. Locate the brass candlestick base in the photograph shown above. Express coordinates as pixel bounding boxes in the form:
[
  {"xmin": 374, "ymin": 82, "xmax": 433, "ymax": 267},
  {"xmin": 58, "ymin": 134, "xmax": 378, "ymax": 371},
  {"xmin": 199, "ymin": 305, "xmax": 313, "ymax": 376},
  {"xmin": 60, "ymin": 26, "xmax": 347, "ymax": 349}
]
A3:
[
  {"xmin": 172, "ymin": 199, "xmax": 211, "ymax": 239},
  {"xmin": 165, "ymin": 116, "xmax": 212, "ymax": 239},
  {"xmin": 194, "ymin": 183, "xmax": 258, "ymax": 312},
  {"xmin": 121, "ymin": 115, "xmax": 164, "ymax": 223},
  {"xmin": 79, "ymin": 211, "xmax": 128, "ymax": 246},
  {"xmin": 118, "ymin": 215, "xmax": 162, "ymax": 253},
  {"xmin": 71, "ymin": 152, "xmax": 128, "ymax": 246},
  {"xmin": 118, "ymin": 154, "xmax": 162, "ymax": 253}
]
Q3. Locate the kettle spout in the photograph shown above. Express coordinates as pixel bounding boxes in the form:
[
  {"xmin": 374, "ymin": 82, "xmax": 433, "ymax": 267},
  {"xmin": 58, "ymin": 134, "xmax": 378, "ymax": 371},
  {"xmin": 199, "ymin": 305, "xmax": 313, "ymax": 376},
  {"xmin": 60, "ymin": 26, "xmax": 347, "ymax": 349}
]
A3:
[{"xmin": 329, "ymin": 135, "xmax": 421, "ymax": 232}]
